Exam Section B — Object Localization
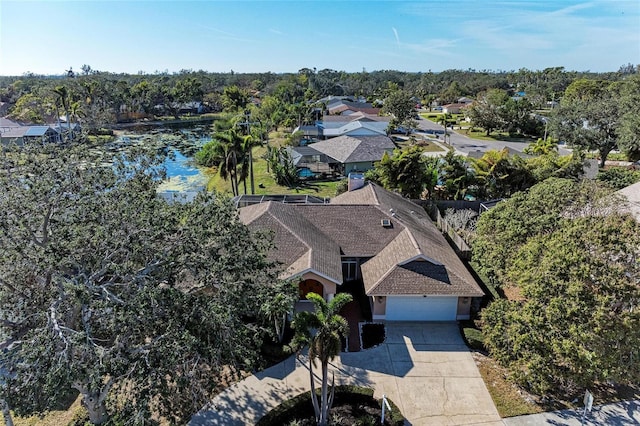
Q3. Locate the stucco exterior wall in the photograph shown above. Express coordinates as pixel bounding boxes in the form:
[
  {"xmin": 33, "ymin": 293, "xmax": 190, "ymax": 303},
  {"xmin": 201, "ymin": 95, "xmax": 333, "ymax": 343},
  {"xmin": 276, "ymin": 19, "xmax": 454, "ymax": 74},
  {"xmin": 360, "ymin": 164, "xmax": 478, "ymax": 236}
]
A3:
[{"xmin": 300, "ymin": 271, "xmax": 337, "ymax": 299}]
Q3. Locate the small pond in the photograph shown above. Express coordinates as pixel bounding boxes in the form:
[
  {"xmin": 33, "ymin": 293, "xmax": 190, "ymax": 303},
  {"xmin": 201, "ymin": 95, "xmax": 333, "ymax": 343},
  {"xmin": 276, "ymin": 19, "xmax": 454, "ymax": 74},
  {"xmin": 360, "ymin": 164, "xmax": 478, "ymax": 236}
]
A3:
[{"xmin": 110, "ymin": 123, "xmax": 214, "ymax": 194}]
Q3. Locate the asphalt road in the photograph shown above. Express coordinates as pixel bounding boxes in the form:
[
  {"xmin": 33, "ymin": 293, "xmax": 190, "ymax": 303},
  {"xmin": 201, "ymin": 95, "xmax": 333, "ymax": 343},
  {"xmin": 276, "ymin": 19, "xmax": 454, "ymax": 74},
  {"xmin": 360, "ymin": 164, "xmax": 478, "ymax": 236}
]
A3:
[{"xmin": 414, "ymin": 116, "xmax": 571, "ymax": 157}]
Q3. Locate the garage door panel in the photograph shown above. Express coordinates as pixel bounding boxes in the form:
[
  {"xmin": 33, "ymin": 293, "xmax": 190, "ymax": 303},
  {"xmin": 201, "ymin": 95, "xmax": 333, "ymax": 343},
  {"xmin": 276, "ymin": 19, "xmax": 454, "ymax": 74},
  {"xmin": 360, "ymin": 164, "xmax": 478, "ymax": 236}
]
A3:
[{"xmin": 386, "ymin": 296, "xmax": 457, "ymax": 321}]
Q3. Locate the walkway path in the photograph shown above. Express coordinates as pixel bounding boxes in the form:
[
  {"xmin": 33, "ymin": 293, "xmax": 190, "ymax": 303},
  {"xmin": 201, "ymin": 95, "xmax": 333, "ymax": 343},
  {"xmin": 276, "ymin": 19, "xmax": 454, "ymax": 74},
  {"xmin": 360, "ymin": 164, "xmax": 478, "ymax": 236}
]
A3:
[
  {"xmin": 503, "ymin": 399, "xmax": 640, "ymax": 425},
  {"xmin": 190, "ymin": 322, "xmax": 502, "ymax": 425}
]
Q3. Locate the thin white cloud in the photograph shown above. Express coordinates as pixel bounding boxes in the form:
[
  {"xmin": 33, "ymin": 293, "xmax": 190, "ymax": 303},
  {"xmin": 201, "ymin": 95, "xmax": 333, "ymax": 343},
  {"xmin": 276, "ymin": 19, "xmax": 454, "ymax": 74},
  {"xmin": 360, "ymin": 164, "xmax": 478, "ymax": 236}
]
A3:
[
  {"xmin": 195, "ymin": 24, "xmax": 257, "ymax": 43},
  {"xmin": 392, "ymin": 27, "xmax": 400, "ymax": 48},
  {"xmin": 402, "ymin": 38, "xmax": 460, "ymax": 58},
  {"xmin": 269, "ymin": 28, "xmax": 284, "ymax": 35}
]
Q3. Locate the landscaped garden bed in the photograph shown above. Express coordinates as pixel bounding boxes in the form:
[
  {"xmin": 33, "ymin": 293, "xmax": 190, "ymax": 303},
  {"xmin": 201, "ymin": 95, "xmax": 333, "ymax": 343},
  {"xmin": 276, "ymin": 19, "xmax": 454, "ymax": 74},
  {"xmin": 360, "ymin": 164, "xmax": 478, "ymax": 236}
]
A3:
[{"xmin": 257, "ymin": 385, "xmax": 405, "ymax": 425}]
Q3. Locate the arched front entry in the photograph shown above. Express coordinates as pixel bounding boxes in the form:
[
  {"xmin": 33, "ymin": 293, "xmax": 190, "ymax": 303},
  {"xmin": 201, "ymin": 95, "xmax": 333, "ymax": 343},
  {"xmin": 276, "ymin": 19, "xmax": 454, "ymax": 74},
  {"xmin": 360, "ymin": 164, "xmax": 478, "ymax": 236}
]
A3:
[{"xmin": 299, "ymin": 279, "xmax": 324, "ymax": 300}]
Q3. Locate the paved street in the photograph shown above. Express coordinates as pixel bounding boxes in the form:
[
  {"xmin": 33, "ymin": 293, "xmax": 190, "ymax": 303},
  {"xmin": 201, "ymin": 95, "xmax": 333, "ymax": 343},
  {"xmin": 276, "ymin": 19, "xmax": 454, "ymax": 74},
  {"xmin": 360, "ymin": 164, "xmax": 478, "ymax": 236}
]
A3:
[
  {"xmin": 414, "ymin": 116, "xmax": 571, "ymax": 157},
  {"xmin": 502, "ymin": 399, "xmax": 640, "ymax": 425}
]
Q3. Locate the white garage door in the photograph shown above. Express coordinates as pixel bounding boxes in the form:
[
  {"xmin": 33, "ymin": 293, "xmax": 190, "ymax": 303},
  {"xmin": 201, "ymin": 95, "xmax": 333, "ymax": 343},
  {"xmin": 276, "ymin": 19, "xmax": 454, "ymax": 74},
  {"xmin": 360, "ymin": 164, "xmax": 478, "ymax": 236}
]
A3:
[{"xmin": 386, "ymin": 296, "xmax": 458, "ymax": 321}]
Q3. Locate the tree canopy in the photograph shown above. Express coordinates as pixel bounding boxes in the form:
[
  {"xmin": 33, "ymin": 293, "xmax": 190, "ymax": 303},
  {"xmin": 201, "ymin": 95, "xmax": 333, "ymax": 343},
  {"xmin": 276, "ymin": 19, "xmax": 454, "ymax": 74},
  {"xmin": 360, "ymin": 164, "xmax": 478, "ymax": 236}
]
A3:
[
  {"xmin": 365, "ymin": 145, "xmax": 437, "ymax": 199},
  {"xmin": 475, "ymin": 178, "xmax": 640, "ymax": 395},
  {"xmin": 0, "ymin": 142, "xmax": 291, "ymax": 424}
]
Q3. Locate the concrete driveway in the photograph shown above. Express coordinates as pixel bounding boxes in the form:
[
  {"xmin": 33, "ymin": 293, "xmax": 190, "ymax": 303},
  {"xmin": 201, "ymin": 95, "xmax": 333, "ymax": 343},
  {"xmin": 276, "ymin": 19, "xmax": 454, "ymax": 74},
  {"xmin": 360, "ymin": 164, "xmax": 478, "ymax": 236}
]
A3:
[
  {"xmin": 340, "ymin": 322, "xmax": 502, "ymax": 425},
  {"xmin": 190, "ymin": 322, "xmax": 501, "ymax": 425}
]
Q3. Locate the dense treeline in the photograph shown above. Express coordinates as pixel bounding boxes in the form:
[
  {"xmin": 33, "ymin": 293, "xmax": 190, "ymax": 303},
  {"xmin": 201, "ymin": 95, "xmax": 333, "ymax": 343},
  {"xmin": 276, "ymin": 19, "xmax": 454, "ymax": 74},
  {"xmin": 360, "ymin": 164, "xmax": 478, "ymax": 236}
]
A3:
[{"xmin": 1, "ymin": 65, "xmax": 636, "ymax": 129}]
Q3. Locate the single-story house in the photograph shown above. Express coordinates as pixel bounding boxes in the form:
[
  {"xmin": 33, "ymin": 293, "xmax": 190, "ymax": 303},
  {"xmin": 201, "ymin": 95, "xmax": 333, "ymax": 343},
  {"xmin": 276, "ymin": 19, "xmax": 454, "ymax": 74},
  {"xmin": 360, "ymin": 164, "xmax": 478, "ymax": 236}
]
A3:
[
  {"xmin": 1, "ymin": 118, "xmax": 61, "ymax": 144},
  {"xmin": 320, "ymin": 120, "xmax": 388, "ymax": 139},
  {"xmin": 239, "ymin": 182, "xmax": 484, "ymax": 321},
  {"xmin": 288, "ymin": 145, "xmax": 338, "ymax": 176},
  {"xmin": 326, "ymin": 100, "xmax": 380, "ymax": 116},
  {"xmin": 442, "ymin": 103, "xmax": 470, "ymax": 114},
  {"xmin": 457, "ymin": 97, "xmax": 474, "ymax": 105},
  {"xmin": 294, "ymin": 112, "xmax": 392, "ymax": 140},
  {"xmin": 305, "ymin": 135, "xmax": 396, "ymax": 175}
]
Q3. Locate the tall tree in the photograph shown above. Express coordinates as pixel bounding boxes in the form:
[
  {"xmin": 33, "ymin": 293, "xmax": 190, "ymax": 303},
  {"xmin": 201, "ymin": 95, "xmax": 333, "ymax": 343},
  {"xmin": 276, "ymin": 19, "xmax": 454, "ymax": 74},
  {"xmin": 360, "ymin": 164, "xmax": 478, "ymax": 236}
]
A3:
[
  {"xmin": 382, "ymin": 89, "xmax": 417, "ymax": 134},
  {"xmin": 470, "ymin": 149, "xmax": 535, "ymax": 199},
  {"xmin": 618, "ymin": 74, "xmax": 640, "ymax": 160},
  {"xmin": 472, "ymin": 178, "xmax": 616, "ymax": 288},
  {"xmin": 482, "ymin": 213, "xmax": 640, "ymax": 395},
  {"xmin": 366, "ymin": 145, "xmax": 435, "ymax": 199},
  {"xmin": 438, "ymin": 150, "xmax": 475, "ymax": 200},
  {"xmin": 292, "ymin": 293, "xmax": 352, "ymax": 426},
  {"xmin": 0, "ymin": 142, "xmax": 282, "ymax": 424},
  {"xmin": 222, "ymin": 85, "xmax": 249, "ymax": 112},
  {"xmin": 466, "ymin": 89, "xmax": 509, "ymax": 136},
  {"xmin": 551, "ymin": 80, "xmax": 620, "ymax": 167}
]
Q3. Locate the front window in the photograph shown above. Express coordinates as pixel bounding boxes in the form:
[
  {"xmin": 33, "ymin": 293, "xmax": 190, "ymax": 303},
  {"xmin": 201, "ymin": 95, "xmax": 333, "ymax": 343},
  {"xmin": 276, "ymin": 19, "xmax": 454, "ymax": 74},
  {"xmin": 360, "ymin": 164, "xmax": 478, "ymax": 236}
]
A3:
[{"xmin": 342, "ymin": 258, "xmax": 359, "ymax": 282}]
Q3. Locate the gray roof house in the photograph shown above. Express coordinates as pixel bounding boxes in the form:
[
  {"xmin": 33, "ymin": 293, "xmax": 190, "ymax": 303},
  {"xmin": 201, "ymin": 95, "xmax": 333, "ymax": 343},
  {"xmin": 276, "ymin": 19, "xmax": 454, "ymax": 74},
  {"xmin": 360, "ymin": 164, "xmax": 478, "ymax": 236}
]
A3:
[
  {"xmin": 288, "ymin": 145, "xmax": 338, "ymax": 176},
  {"xmin": 1, "ymin": 118, "xmax": 62, "ymax": 145},
  {"xmin": 320, "ymin": 120, "xmax": 388, "ymax": 138},
  {"xmin": 290, "ymin": 135, "xmax": 396, "ymax": 176},
  {"xmin": 238, "ymin": 182, "xmax": 484, "ymax": 322}
]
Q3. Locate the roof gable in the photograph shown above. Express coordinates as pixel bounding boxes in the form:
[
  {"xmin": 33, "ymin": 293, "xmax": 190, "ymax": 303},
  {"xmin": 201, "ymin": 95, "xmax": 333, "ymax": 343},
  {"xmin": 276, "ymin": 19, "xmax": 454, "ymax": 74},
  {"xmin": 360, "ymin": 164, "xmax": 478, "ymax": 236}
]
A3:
[
  {"xmin": 239, "ymin": 202, "xmax": 343, "ymax": 283},
  {"xmin": 238, "ymin": 183, "xmax": 484, "ymax": 298}
]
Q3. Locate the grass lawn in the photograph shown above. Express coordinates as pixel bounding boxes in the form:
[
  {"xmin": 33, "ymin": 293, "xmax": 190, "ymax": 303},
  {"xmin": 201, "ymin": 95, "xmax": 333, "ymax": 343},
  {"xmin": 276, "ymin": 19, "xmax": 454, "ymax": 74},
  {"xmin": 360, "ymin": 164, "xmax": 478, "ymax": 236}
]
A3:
[
  {"xmin": 460, "ymin": 128, "xmax": 535, "ymax": 143},
  {"xmin": 419, "ymin": 112, "xmax": 465, "ymax": 123},
  {"xmin": 206, "ymin": 145, "xmax": 341, "ymax": 199},
  {"xmin": 473, "ymin": 352, "xmax": 543, "ymax": 418},
  {"xmin": 395, "ymin": 138, "xmax": 445, "ymax": 153},
  {"xmin": 9, "ymin": 396, "xmax": 85, "ymax": 426}
]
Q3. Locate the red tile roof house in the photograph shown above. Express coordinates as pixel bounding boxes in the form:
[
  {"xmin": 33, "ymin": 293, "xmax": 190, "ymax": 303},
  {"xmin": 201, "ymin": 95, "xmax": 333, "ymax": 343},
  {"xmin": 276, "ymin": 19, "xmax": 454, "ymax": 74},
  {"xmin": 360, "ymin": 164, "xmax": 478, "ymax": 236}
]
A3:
[{"xmin": 238, "ymin": 182, "xmax": 484, "ymax": 323}]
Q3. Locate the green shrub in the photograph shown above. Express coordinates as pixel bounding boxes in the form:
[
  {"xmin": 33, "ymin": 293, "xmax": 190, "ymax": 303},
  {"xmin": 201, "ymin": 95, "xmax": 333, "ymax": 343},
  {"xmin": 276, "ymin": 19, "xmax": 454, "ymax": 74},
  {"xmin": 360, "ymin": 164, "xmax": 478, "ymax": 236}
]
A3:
[
  {"xmin": 461, "ymin": 322, "xmax": 485, "ymax": 351},
  {"xmin": 257, "ymin": 386, "xmax": 404, "ymax": 426},
  {"xmin": 596, "ymin": 167, "xmax": 640, "ymax": 190}
]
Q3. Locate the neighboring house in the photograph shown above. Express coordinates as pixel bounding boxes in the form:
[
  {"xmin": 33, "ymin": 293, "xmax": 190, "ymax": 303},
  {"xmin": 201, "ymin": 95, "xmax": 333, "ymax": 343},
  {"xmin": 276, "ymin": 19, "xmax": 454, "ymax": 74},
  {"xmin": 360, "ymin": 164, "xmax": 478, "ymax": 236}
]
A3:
[
  {"xmin": 457, "ymin": 97, "xmax": 474, "ymax": 105},
  {"xmin": 295, "ymin": 112, "xmax": 392, "ymax": 140},
  {"xmin": 0, "ymin": 125, "xmax": 27, "ymax": 144},
  {"xmin": 1, "ymin": 118, "xmax": 61, "ymax": 144},
  {"xmin": 617, "ymin": 181, "xmax": 640, "ymax": 222},
  {"xmin": 23, "ymin": 126, "xmax": 60, "ymax": 143},
  {"xmin": 316, "ymin": 113, "xmax": 391, "ymax": 139},
  {"xmin": 326, "ymin": 99, "xmax": 380, "ymax": 116},
  {"xmin": 305, "ymin": 135, "xmax": 396, "ymax": 175},
  {"xmin": 288, "ymin": 145, "xmax": 338, "ymax": 177},
  {"xmin": 239, "ymin": 182, "xmax": 484, "ymax": 321},
  {"xmin": 320, "ymin": 120, "xmax": 388, "ymax": 139},
  {"xmin": 292, "ymin": 124, "xmax": 320, "ymax": 140},
  {"xmin": 442, "ymin": 103, "xmax": 469, "ymax": 114}
]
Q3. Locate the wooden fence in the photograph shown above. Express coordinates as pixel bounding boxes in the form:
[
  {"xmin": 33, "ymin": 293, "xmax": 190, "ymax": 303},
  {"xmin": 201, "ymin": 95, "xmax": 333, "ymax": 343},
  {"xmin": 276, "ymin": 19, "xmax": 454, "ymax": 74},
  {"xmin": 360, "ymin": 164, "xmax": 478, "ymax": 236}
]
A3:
[{"xmin": 433, "ymin": 207, "xmax": 473, "ymax": 260}]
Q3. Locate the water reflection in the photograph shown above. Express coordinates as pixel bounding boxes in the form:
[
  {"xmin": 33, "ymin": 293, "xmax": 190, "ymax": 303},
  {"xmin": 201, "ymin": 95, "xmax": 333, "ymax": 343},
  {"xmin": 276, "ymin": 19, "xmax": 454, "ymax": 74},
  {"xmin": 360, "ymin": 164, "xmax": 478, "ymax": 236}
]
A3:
[{"xmin": 111, "ymin": 123, "xmax": 214, "ymax": 193}]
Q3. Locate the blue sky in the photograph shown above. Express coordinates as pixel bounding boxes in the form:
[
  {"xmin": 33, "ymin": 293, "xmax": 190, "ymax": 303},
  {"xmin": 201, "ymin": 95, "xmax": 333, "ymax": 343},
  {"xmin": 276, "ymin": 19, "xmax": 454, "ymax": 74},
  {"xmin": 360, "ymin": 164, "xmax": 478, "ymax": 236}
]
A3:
[{"xmin": 1, "ymin": 0, "xmax": 639, "ymax": 76}]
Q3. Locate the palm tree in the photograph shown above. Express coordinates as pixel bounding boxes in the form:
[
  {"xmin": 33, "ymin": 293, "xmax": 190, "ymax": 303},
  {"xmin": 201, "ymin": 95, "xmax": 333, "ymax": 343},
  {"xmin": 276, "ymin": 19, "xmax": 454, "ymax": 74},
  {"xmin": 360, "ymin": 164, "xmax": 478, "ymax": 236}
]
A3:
[
  {"xmin": 292, "ymin": 292, "xmax": 353, "ymax": 426},
  {"xmin": 53, "ymin": 85, "xmax": 72, "ymax": 139},
  {"xmin": 195, "ymin": 129, "xmax": 244, "ymax": 196},
  {"xmin": 437, "ymin": 112, "xmax": 452, "ymax": 144},
  {"xmin": 524, "ymin": 137, "xmax": 558, "ymax": 155}
]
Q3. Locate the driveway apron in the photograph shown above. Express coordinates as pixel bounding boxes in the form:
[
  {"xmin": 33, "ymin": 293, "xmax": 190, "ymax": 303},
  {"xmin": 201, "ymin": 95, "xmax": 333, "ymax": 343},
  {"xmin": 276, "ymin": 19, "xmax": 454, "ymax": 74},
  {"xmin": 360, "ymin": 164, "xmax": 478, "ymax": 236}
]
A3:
[{"xmin": 190, "ymin": 322, "xmax": 502, "ymax": 425}]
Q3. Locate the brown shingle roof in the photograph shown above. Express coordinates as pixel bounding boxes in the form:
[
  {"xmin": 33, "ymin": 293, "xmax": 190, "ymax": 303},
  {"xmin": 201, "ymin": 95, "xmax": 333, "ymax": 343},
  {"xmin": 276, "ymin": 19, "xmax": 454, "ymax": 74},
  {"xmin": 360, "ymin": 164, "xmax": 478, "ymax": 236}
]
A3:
[
  {"xmin": 239, "ymin": 202, "xmax": 343, "ymax": 283},
  {"xmin": 295, "ymin": 204, "xmax": 403, "ymax": 257},
  {"xmin": 367, "ymin": 260, "xmax": 480, "ymax": 296},
  {"xmin": 333, "ymin": 183, "xmax": 483, "ymax": 297},
  {"xmin": 238, "ymin": 183, "xmax": 483, "ymax": 297}
]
